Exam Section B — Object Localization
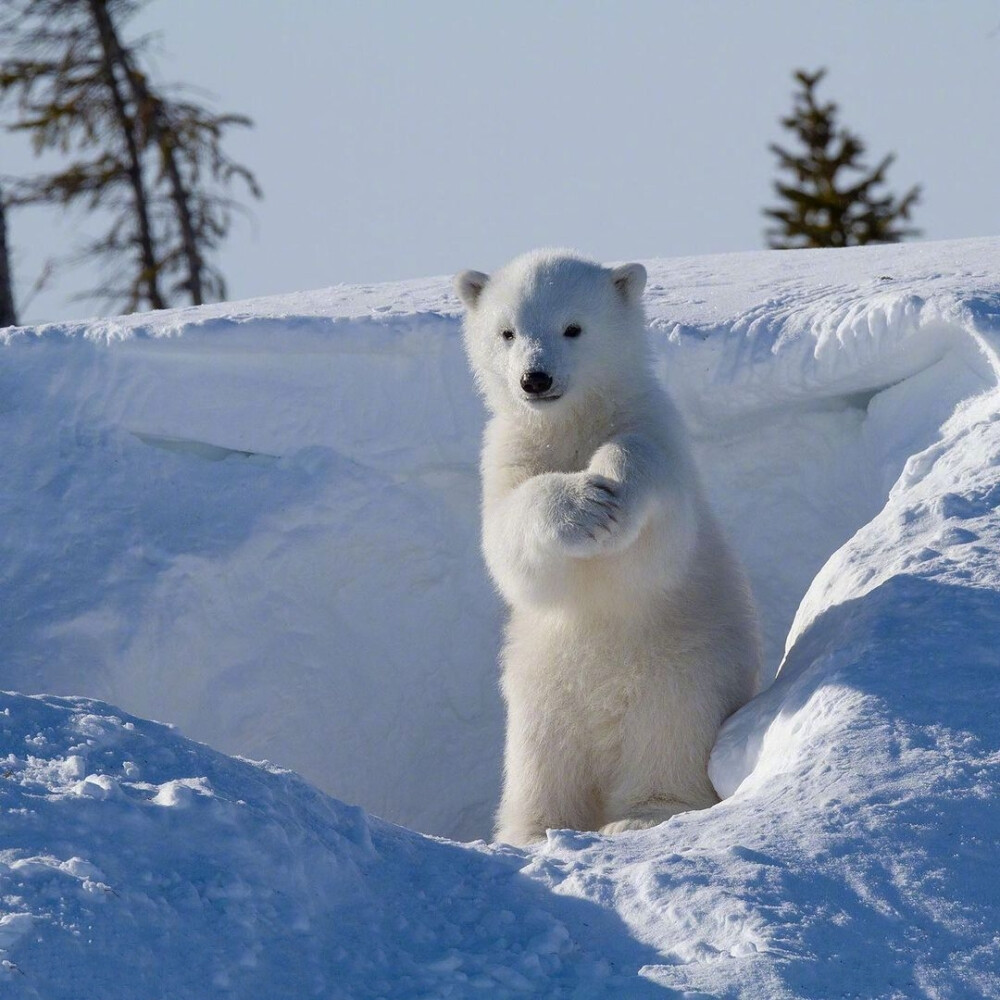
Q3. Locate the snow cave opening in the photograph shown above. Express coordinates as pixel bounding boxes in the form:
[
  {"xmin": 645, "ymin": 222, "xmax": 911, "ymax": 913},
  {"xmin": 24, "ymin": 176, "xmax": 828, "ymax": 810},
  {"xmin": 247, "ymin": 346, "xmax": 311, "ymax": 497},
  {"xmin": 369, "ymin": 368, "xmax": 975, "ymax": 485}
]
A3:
[{"xmin": 686, "ymin": 325, "xmax": 996, "ymax": 686}]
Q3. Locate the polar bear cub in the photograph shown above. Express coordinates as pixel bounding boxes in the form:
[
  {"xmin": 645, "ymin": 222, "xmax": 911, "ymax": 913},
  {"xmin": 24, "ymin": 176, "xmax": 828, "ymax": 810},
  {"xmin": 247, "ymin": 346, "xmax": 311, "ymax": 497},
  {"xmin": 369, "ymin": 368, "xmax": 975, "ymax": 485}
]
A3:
[{"xmin": 456, "ymin": 250, "xmax": 761, "ymax": 845}]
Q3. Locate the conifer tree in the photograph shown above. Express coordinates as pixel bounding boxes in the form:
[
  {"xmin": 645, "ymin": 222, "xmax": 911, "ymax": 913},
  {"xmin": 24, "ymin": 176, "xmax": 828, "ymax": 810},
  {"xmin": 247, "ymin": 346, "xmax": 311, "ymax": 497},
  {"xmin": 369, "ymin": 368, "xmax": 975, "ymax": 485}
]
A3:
[
  {"xmin": 764, "ymin": 68, "xmax": 921, "ymax": 249},
  {"xmin": 0, "ymin": 0, "xmax": 260, "ymax": 314}
]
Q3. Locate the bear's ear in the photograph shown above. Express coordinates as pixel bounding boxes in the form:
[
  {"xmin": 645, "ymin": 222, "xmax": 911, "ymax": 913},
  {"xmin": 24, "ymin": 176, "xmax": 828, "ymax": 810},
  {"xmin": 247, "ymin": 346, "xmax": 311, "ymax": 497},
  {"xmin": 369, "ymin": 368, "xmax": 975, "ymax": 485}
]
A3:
[
  {"xmin": 455, "ymin": 270, "xmax": 490, "ymax": 310},
  {"xmin": 610, "ymin": 263, "xmax": 647, "ymax": 305}
]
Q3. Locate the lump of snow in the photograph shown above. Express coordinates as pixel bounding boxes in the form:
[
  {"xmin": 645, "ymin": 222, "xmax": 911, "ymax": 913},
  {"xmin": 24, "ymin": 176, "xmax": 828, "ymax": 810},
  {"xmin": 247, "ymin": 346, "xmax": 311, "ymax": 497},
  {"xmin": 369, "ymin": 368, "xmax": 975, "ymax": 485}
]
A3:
[
  {"xmin": 151, "ymin": 777, "xmax": 213, "ymax": 808},
  {"xmin": 70, "ymin": 774, "xmax": 122, "ymax": 800}
]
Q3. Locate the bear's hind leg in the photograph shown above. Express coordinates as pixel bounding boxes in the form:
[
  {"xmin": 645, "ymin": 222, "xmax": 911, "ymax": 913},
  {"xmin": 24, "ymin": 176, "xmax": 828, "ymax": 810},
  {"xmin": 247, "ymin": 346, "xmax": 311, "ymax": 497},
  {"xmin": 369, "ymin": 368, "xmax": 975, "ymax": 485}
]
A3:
[
  {"xmin": 599, "ymin": 797, "xmax": 704, "ymax": 835},
  {"xmin": 494, "ymin": 753, "xmax": 602, "ymax": 846},
  {"xmin": 494, "ymin": 701, "xmax": 601, "ymax": 846}
]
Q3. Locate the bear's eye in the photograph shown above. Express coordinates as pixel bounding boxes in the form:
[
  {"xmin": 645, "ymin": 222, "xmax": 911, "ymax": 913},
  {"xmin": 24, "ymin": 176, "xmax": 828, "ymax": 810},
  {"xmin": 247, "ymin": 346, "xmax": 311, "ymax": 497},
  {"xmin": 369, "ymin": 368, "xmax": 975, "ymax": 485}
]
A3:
[
  {"xmin": 500, "ymin": 329, "xmax": 515, "ymax": 341},
  {"xmin": 563, "ymin": 324, "xmax": 582, "ymax": 338}
]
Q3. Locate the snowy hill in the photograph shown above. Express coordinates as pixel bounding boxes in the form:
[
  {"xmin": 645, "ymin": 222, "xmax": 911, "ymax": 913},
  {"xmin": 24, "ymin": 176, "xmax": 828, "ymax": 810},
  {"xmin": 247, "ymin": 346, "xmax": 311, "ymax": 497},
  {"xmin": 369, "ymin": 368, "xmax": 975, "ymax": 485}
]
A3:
[
  {"xmin": 2, "ymin": 237, "xmax": 999, "ymax": 997},
  {"xmin": 0, "ymin": 691, "xmax": 660, "ymax": 997}
]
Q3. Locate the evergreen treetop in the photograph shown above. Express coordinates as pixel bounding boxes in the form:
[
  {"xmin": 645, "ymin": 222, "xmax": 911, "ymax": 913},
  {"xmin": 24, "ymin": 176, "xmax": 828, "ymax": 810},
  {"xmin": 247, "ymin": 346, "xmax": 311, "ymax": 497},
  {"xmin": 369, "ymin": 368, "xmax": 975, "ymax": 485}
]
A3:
[{"xmin": 764, "ymin": 68, "xmax": 921, "ymax": 250}]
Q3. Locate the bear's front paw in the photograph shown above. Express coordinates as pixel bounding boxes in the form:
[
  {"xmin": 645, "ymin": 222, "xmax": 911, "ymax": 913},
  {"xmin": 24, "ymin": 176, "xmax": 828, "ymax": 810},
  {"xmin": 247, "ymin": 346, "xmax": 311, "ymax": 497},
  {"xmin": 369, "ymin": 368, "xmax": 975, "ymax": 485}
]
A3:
[{"xmin": 551, "ymin": 473, "xmax": 628, "ymax": 556}]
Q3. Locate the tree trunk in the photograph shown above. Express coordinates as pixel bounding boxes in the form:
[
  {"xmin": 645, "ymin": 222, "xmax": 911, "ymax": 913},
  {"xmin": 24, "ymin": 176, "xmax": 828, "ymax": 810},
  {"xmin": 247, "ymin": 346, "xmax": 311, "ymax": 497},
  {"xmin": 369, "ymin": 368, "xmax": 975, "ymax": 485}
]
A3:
[
  {"xmin": 91, "ymin": 14, "xmax": 205, "ymax": 306},
  {"xmin": 0, "ymin": 187, "xmax": 18, "ymax": 327},
  {"xmin": 120, "ymin": 69, "xmax": 205, "ymax": 304},
  {"xmin": 86, "ymin": 0, "xmax": 166, "ymax": 311}
]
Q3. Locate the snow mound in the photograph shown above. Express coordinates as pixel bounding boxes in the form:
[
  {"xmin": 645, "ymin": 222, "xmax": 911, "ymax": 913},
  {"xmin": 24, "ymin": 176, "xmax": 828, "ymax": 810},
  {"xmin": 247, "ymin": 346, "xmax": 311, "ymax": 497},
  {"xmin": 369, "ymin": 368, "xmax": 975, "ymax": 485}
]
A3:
[
  {"xmin": 2, "ymin": 237, "xmax": 1000, "ymax": 996},
  {"xmin": 0, "ymin": 691, "xmax": 667, "ymax": 998}
]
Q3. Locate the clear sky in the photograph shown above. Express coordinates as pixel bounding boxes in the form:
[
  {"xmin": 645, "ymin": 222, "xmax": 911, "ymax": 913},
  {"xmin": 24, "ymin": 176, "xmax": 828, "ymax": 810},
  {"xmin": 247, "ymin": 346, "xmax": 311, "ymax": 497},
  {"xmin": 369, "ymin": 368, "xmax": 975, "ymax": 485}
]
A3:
[{"xmin": 5, "ymin": 0, "xmax": 1000, "ymax": 324}]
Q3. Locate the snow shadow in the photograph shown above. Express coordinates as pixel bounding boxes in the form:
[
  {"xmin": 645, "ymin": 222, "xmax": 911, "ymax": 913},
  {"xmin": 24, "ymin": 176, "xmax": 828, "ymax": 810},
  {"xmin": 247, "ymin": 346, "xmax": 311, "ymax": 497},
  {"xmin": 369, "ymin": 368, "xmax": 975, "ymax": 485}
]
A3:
[
  {"xmin": 779, "ymin": 573, "xmax": 1000, "ymax": 739},
  {"xmin": 357, "ymin": 830, "xmax": 674, "ymax": 998},
  {"xmin": 0, "ymin": 415, "xmax": 333, "ymax": 700}
]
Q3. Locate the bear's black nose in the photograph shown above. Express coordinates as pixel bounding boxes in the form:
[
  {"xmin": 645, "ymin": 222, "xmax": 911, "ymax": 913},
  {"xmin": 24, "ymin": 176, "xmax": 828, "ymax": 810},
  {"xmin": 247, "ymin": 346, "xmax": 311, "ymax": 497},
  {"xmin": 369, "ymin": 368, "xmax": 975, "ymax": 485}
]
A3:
[{"xmin": 520, "ymin": 371, "xmax": 554, "ymax": 395}]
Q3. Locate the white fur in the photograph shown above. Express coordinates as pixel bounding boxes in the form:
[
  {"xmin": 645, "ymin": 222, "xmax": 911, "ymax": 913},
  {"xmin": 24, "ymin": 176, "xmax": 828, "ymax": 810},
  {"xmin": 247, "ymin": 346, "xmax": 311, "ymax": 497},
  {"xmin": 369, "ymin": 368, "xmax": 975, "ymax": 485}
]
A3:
[{"xmin": 457, "ymin": 250, "xmax": 762, "ymax": 845}]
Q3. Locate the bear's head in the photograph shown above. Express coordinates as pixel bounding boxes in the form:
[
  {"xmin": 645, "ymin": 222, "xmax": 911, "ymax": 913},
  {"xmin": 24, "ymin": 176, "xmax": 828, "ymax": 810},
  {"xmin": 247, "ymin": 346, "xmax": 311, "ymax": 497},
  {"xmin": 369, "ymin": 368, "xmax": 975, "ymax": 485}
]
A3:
[{"xmin": 455, "ymin": 250, "xmax": 648, "ymax": 418}]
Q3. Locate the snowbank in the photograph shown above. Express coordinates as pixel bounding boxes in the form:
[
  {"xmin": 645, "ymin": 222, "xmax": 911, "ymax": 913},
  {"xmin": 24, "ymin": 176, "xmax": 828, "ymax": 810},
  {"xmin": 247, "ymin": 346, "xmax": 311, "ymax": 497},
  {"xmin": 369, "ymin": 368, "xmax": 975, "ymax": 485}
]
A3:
[
  {"xmin": 2, "ymin": 238, "xmax": 999, "ymax": 996},
  {"xmin": 0, "ymin": 692, "xmax": 663, "ymax": 997}
]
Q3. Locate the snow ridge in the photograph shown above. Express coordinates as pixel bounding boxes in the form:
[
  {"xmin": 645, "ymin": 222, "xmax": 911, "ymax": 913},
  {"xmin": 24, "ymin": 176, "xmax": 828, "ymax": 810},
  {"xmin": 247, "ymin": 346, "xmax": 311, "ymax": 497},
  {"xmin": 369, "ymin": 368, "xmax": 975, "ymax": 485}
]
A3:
[{"xmin": 0, "ymin": 692, "xmax": 667, "ymax": 997}]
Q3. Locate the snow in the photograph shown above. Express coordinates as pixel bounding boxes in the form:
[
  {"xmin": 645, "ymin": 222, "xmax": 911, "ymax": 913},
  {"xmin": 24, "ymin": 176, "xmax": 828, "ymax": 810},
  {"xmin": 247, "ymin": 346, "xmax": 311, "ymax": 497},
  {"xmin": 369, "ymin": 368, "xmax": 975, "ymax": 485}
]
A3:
[
  {"xmin": 1, "ymin": 691, "xmax": 664, "ymax": 997},
  {"xmin": 2, "ymin": 236, "xmax": 999, "ymax": 996}
]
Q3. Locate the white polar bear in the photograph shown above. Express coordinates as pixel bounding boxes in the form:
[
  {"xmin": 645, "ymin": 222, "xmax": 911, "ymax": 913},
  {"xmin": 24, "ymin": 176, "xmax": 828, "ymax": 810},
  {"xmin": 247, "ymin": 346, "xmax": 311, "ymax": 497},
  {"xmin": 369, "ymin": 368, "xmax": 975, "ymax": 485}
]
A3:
[{"xmin": 456, "ymin": 249, "xmax": 762, "ymax": 846}]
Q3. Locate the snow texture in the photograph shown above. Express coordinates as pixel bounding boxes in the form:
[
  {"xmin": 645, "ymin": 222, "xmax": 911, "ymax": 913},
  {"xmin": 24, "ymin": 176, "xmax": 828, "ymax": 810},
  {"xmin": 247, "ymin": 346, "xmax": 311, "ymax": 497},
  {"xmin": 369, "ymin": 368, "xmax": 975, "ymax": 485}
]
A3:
[
  {"xmin": 1, "ymin": 237, "xmax": 999, "ymax": 996},
  {"xmin": 0, "ymin": 692, "xmax": 666, "ymax": 997}
]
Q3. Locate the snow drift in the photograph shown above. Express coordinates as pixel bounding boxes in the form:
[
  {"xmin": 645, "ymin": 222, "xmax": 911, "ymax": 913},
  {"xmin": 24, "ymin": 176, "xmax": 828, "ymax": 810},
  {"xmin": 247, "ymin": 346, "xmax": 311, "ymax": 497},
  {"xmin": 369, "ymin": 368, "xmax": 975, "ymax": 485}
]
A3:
[
  {"xmin": 1, "ymin": 691, "xmax": 662, "ymax": 997},
  {"xmin": 1, "ymin": 237, "xmax": 999, "ymax": 997}
]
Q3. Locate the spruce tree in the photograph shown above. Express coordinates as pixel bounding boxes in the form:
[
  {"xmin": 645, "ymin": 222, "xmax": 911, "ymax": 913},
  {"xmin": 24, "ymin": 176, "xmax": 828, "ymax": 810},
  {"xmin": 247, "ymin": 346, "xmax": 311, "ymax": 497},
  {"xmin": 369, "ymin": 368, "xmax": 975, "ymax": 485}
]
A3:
[
  {"xmin": 764, "ymin": 68, "xmax": 921, "ymax": 250},
  {"xmin": 0, "ymin": 0, "xmax": 261, "ymax": 314}
]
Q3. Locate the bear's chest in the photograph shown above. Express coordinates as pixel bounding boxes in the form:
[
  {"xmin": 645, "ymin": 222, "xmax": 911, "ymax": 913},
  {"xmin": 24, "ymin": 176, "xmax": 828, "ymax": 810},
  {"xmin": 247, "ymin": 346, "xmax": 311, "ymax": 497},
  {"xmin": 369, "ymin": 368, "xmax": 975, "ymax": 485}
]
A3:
[{"xmin": 517, "ymin": 423, "xmax": 608, "ymax": 477}]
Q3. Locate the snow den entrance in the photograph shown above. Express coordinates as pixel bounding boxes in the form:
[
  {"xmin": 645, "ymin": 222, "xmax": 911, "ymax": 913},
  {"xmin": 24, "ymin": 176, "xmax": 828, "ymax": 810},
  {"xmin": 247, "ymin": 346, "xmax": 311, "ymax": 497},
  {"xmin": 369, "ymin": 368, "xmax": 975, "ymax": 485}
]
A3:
[{"xmin": 678, "ymin": 316, "xmax": 996, "ymax": 682}]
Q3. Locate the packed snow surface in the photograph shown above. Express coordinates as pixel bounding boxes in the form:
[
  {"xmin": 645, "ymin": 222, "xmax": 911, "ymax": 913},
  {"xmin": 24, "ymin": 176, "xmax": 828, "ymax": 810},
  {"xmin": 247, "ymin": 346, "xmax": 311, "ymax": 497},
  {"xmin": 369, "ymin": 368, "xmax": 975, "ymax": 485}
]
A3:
[{"xmin": 2, "ymin": 237, "xmax": 999, "ymax": 996}]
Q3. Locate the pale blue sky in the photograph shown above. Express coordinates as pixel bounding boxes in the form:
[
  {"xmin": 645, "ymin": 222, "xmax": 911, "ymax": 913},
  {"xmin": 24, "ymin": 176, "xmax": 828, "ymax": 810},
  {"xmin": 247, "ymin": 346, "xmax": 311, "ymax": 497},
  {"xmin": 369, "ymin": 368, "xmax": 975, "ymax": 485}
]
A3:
[{"xmin": 5, "ymin": 0, "xmax": 1000, "ymax": 323}]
